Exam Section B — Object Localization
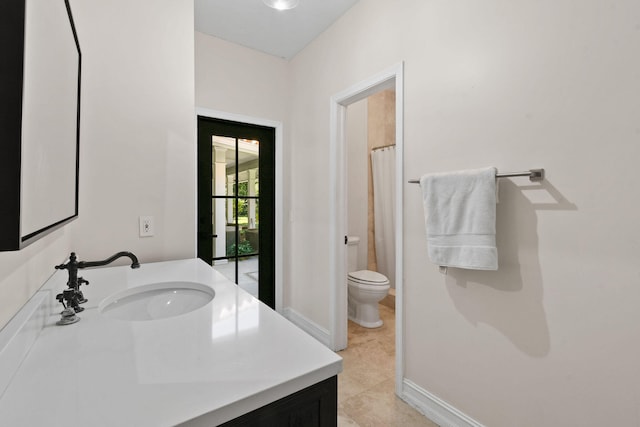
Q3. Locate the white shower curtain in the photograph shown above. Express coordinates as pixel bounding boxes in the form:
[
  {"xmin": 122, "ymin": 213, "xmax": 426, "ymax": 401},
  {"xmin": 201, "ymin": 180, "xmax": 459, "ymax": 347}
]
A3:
[{"xmin": 371, "ymin": 146, "xmax": 395, "ymax": 289}]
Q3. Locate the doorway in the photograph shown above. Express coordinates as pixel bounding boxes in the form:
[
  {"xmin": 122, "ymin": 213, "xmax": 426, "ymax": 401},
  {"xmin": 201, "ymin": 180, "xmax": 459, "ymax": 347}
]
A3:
[
  {"xmin": 329, "ymin": 63, "xmax": 404, "ymax": 394},
  {"xmin": 197, "ymin": 115, "xmax": 276, "ymax": 309}
]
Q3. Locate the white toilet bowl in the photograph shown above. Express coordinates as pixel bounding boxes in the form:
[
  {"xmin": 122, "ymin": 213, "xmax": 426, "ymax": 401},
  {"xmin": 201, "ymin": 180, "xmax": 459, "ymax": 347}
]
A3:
[{"xmin": 347, "ymin": 270, "xmax": 390, "ymax": 328}]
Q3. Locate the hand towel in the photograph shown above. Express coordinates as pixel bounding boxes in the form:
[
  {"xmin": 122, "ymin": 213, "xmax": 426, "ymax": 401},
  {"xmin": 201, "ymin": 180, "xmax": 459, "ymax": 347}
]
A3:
[{"xmin": 419, "ymin": 167, "xmax": 498, "ymax": 270}]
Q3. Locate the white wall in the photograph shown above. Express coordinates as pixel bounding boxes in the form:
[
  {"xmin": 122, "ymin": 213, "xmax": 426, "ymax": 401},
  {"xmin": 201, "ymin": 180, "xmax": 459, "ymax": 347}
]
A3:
[
  {"xmin": 195, "ymin": 32, "xmax": 288, "ymax": 122},
  {"xmin": 0, "ymin": 0, "xmax": 195, "ymax": 330},
  {"xmin": 286, "ymin": 0, "xmax": 640, "ymax": 425},
  {"xmin": 346, "ymin": 99, "xmax": 368, "ymax": 271},
  {"xmin": 69, "ymin": 0, "xmax": 195, "ymax": 263}
]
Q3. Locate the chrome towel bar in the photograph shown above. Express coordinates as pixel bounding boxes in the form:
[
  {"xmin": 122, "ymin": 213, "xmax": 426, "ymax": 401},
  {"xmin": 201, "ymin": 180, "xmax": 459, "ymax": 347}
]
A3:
[{"xmin": 408, "ymin": 168, "xmax": 544, "ymax": 184}]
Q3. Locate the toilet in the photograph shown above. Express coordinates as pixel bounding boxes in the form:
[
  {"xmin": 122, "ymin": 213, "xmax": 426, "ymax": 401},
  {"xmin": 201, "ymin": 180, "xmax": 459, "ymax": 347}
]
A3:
[{"xmin": 347, "ymin": 236, "xmax": 390, "ymax": 328}]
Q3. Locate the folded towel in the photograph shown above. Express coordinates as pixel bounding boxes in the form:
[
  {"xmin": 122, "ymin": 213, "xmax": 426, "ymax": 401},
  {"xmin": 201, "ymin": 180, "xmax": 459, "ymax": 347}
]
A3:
[{"xmin": 419, "ymin": 167, "xmax": 498, "ymax": 270}]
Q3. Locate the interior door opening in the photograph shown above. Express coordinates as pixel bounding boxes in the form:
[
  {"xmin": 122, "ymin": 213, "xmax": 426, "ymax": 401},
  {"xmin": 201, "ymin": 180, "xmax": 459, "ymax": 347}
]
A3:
[
  {"xmin": 197, "ymin": 116, "xmax": 276, "ymax": 309},
  {"xmin": 329, "ymin": 63, "xmax": 404, "ymax": 394}
]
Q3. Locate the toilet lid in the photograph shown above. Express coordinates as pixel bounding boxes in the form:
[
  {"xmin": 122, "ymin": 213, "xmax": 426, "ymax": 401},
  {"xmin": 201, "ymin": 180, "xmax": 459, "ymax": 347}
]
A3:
[{"xmin": 348, "ymin": 270, "xmax": 389, "ymax": 285}]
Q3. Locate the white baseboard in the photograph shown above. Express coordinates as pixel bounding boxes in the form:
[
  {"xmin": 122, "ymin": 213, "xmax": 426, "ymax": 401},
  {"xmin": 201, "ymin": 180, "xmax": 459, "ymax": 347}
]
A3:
[
  {"xmin": 282, "ymin": 307, "xmax": 331, "ymax": 348},
  {"xmin": 402, "ymin": 379, "xmax": 485, "ymax": 427}
]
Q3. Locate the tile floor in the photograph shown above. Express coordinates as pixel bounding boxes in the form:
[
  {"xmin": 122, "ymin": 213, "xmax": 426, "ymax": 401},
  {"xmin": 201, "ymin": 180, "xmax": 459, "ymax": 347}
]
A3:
[{"xmin": 337, "ymin": 304, "xmax": 439, "ymax": 427}]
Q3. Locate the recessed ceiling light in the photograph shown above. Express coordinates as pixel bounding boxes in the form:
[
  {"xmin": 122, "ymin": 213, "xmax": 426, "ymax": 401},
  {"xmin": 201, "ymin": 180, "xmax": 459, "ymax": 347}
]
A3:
[{"xmin": 262, "ymin": 0, "xmax": 300, "ymax": 11}]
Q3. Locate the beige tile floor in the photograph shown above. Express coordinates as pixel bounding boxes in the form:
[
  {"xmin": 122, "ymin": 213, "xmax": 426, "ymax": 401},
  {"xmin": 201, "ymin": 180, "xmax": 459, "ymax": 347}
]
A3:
[{"xmin": 337, "ymin": 304, "xmax": 439, "ymax": 427}]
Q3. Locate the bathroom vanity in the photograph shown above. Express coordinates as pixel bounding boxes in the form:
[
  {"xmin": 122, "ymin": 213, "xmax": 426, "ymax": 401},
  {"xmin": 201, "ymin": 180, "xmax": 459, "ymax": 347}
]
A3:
[{"xmin": 0, "ymin": 259, "xmax": 342, "ymax": 426}]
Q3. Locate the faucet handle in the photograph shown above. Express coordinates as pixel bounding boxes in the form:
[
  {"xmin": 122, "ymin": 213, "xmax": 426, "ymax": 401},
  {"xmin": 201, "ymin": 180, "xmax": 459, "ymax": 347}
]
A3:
[
  {"xmin": 54, "ymin": 253, "xmax": 78, "ymax": 270},
  {"xmin": 56, "ymin": 289, "xmax": 84, "ymax": 313},
  {"xmin": 55, "ymin": 292, "xmax": 66, "ymax": 307}
]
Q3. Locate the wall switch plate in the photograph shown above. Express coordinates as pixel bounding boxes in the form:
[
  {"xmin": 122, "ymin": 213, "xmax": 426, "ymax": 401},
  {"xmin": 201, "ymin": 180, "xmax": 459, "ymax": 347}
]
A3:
[{"xmin": 139, "ymin": 216, "xmax": 154, "ymax": 237}]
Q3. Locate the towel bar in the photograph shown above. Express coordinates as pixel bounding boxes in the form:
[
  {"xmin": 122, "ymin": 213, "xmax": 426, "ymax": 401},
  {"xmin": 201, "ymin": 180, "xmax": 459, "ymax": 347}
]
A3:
[{"xmin": 408, "ymin": 168, "xmax": 544, "ymax": 184}]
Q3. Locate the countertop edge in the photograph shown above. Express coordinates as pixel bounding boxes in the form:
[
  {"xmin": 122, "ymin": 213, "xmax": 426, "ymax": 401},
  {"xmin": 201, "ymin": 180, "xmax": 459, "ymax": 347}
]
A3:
[{"xmin": 181, "ymin": 363, "xmax": 342, "ymax": 426}]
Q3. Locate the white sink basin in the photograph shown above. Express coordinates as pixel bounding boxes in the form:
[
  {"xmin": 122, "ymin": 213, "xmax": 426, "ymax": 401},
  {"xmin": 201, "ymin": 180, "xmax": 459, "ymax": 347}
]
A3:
[{"xmin": 99, "ymin": 281, "xmax": 215, "ymax": 321}]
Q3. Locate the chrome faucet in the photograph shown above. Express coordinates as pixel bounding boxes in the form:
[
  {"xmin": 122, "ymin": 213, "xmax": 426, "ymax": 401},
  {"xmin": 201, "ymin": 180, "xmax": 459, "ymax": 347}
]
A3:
[{"xmin": 55, "ymin": 251, "xmax": 140, "ymax": 325}]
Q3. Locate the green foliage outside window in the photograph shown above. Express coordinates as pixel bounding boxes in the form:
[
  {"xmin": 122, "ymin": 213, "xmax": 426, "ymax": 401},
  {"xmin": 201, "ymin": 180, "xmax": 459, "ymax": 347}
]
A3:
[
  {"xmin": 228, "ymin": 240, "xmax": 255, "ymax": 256},
  {"xmin": 229, "ymin": 178, "xmax": 259, "ymax": 227}
]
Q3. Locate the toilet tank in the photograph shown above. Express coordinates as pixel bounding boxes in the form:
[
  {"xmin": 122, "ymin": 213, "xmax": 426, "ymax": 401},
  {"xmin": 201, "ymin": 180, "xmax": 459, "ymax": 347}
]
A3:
[{"xmin": 346, "ymin": 236, "xmax": 360, "ymax": 273}]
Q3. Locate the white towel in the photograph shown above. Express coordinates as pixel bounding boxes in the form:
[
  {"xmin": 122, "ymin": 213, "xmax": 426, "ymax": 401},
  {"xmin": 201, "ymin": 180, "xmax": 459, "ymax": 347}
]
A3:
[{"xmin": 419, "ymin": 167, "xmax": 498, "ymax": 270}]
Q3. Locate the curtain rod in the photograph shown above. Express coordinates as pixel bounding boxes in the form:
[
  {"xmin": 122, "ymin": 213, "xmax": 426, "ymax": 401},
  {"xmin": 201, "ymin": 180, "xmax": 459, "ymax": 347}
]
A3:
[
  {"xmin": 408, "ymin": 168, "xmax": 544, "ymax": 183},
  {"xmin": 371, "ymin": 144, "xmax": 396, "ymax": 152}
]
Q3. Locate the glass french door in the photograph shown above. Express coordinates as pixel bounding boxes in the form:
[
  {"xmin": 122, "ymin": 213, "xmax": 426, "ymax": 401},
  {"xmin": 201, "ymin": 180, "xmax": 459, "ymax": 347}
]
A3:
[{"xmin": 197, "ymin": 117, "xmax": 275, "ymax": 309}]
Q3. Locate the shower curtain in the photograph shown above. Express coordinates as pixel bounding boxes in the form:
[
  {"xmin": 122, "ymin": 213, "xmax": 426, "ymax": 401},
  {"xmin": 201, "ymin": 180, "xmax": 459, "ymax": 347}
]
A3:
[{"xmin": 371, "ymin": 146, "xmax": 395, "ymax": 289}]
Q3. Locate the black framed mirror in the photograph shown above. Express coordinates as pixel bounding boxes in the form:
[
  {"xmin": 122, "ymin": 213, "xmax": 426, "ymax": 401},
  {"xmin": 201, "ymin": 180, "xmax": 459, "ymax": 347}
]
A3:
[{"xmin": 0, "ymin": 0, "xmax": 81, "ymax": 251}]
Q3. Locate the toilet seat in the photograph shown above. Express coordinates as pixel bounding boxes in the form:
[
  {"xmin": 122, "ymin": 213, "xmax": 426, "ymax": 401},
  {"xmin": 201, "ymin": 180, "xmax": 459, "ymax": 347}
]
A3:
[
  {"xmin": 347, "ymin": 269, "xmax": 389, "ymax": 329},
  {"xmin": 348, "ymin": 270, "xmax": 389, "ymax": 286}
]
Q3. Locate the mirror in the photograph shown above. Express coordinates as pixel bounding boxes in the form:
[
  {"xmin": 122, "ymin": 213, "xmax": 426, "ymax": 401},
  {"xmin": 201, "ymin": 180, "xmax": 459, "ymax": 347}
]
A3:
[{"xmin": 0, "ymin": 0, "xmax": 81, "ymax": 251}]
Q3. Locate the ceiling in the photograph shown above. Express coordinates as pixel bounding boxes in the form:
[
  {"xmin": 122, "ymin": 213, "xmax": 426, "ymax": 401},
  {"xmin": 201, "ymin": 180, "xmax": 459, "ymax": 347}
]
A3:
[{"xmin": 194, "ymin": 0, "xmax": 360, "ymax": 60}]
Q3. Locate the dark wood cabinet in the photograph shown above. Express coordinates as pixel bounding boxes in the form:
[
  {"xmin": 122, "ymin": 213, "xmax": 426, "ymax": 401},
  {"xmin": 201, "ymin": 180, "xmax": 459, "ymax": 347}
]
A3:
[{"xmin": 219, "ymin": 376, "xmax": 337, "ymax": 427}]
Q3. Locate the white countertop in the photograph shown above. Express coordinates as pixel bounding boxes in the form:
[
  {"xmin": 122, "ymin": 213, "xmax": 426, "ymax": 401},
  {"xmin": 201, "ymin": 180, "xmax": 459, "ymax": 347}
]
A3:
[{"xmin": 0, "ymin": 258, "xmax": 342, "ymax": 426}]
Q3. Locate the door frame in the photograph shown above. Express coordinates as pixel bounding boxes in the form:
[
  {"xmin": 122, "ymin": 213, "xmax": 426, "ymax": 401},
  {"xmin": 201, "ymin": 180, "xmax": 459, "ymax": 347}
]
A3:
[
  {"xmin": 196, "ymin": 107, "xmax": 284, "ymax": 313},
  {"xmin": 328, "ymin": 62, "xmax": 404, "ymax": 394}
]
